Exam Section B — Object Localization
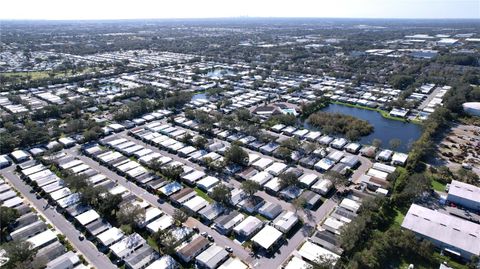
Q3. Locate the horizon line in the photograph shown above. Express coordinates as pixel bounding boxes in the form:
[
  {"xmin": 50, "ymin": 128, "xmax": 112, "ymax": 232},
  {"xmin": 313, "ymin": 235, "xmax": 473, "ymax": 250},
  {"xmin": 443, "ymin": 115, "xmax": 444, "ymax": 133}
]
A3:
[{"xmin": 1, "ymin": 16, "xmax": 480, "ymax": 22}]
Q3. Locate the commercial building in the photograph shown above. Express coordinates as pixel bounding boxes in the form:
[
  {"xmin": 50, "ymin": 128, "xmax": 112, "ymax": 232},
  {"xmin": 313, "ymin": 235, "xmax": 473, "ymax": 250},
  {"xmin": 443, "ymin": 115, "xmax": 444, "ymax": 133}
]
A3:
[
  {"xmin": 447, "ymin": 180, "xmax": 480, "ymax": 211},
  {"xmin": 401, "ymin": 204, "xmax": 480, "ymax": 260}
]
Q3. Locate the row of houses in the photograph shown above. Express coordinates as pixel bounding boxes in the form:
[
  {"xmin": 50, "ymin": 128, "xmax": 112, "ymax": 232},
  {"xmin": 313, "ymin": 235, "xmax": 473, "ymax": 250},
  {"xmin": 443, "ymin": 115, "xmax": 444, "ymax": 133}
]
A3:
[{"xmin": 0, "ymin": 174, "xmax": 87, "ymax": 269}]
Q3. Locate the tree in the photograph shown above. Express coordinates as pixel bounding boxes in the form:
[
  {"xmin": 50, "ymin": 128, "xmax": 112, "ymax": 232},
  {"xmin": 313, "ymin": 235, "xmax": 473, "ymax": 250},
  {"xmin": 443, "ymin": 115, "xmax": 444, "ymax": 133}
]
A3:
[
  {"xmin": 372, "ymin": 138, "xmax": 382, "ymax": 148},
  {"xmin": 210, "ymin": 184, "xmax": 231, "ymax": 205},
  {"xmin": 116, "ymin": 203, "xmax": 146, "ymax": 228},
  {"xmin": 311, "ymin": 255, "xmax": 337, "ymax": 269},
  {"xmin": 63, "ymin": 173, "xmax": 88, "ymax": 192},
  {"xmin": 0, "ymin": 207, "xmax": 19, "ymax": 240},
  {"xmin": 292, "ymin": 197, "xmax": 307, "ymax": 213},
  {"xmin": 389, "ymin": 138, "xmax": 402, "ymax": 150},
  {"xmin": 152, "ymin": 230, "xmax": 177, "ymax": 256},
  {"xmin": 1, "ymin": 240, "xmax": 39, "ymax": 269},
  {"xmin": 224, "ymin": 144, "xmax": 249, "ymax": 166},
  {"xmin": 278, "ymin": 172, "xmax": 299, "ymax": 188},
  {"xmin": 193, "ymin": 136, "xmax": 208, "ymax": 149},
  {"xmin": 97, "ymin": 193, "xmax": 122, "ymax": 220},
  {"xmin": 241, "ymin": 180, "xmax": 261, "ymax": 197},
  {"xmin": 172, "ymin": 209, "xmax": 189, "ymax": 225},
  {"xmin": 160, "ymin": 165, "xmax": 184, "ymax": 181},
  {"xmin": 325, "ymin": 170, "xmax": 348, "ymax": 189}
]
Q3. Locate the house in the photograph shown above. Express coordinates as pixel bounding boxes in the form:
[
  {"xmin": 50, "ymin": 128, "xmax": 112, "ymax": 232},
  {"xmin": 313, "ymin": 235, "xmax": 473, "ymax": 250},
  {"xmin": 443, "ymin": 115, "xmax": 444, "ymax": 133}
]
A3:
[
  {"xmin": 199, "ymin": 203, "xmax": 225, "ymax": 224},
  {"xmin": 124, "ymin": 245, "xmax": 160, "ymax": 269},
  {"xmin": 249, "ymin": 171, "xmax": 273, "ymax": 186},
  {"xmin": 330, "ymin": 138, "xmax": 348, "ymax": 150},
  {"xmin": 314, "ymin": 158, "xmax": 335, "ymax": 171},
  {"xmin": 214, "ymin": 211, "xmax": 245, "ymax": 235},
  {"xmin": 280, "ymin": 186, "xmax": 303, "ymax": 200},
  {"xmin": 251, "ymin": 225, "xmax": 283, "ymax": 252},
  {"xmin": 391, "ymin": 152, "xmax": 408, "ymax": 166},
  {"xmin": 273, "ymin": 211, "xmax": 299, "ymax": 233},
  {"xmin": 183, "ymin": 196, "xmax": 209, "ymax": 213},
  {"xmin": 10, "ymin": 150, "xmax": 30, "ymax": 163},
  {"xmin": 284, "ymin": 256, "xmax": 311, "ymax": 269},
  {"xmin": 376, "ymin": 149, "xmax": 393, "ymax": 162},
  {"xmin": 238, "ymin": 196, "xmax": 265, "ymax": 214},
  {"xmin": 447, "ymin": 180, "xmax": 480, "ymax": 211},
  {"xmin": 146, "ymin": 215, "xmax": 174, "ymax": 233},
  {"xmin": 145, "ymin": 255, "xmax": 178, "ymax": 269},
  {"xmin": 339, "ymin": 198, "xmax": 361, "ymax": 213},
  {"xmin": 252, "ymin": 158, "xmax": 274, "ymax": 171},
  {"xmin": 345, "ymin": 143, "xmax": 362, "ymax": 154},
  {"xmin": 27, "ymin": 229, "xmax": 58, "ymax": 249},
  {"xmin": 297, "ymin": 241, "xmax": 340, "ymax": 264},
  {"xmin": 195, "ymin": 245, "xmax": 229, "ymax": 269},
  {"xmin": 257, "ymin": 201, "xmax": 283, "ymax": 220},
  {"xmin": 401, "ymin": 204, "xmax": 480, "ymax": 260},
  {"xmin": 218, "ymin": 257, "xmax": 248, "ymax": 269},
  {"xmin": 45, "ymin": 251, "xmax": 81, "ymax": 269},
  {"xmin": 233, "ymin": 216, "xmax": 263, "ymax": 239},
  {"xmin": 197, "ymin": 176, "xmax": 220, "ymax": 192},
  {"xmin": 298, "ymin": 173, "xmax": 318, "ymax": 188},
  {"xmin": 299, "ymin": 190, "xmax": 322, "ymax": 209},
  {"xmin": 96, "ymin": 227, "xmax": 125, "ymax": 247},
  {"xmin": 322, "ymin": 217, "xmax": 344, "ymax": 235},
  {"xmin": 177, "ymin": 235, "xmax": 210, "ymax": 263},
  {"xmin": 265, "ymin": 162, "xmax": 288, "ymax": 176},
  {"xmin": 109, "ymin": 233, "xmax": 146, "ymax": 259}
]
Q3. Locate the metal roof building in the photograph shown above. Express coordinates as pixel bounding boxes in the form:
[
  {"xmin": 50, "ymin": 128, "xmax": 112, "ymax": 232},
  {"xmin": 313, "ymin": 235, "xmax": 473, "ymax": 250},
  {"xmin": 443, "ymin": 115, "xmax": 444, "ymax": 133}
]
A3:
[{"xmin": 401, "ymin": 204, "xmax": 480, "ymax": 260}]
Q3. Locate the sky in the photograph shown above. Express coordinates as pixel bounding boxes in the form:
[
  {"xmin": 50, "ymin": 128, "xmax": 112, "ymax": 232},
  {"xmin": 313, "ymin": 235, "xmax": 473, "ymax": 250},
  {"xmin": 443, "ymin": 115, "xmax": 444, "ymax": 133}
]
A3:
[{"xmin": 0, "ymin": 0, "xmax": 478, "ymax": 20}]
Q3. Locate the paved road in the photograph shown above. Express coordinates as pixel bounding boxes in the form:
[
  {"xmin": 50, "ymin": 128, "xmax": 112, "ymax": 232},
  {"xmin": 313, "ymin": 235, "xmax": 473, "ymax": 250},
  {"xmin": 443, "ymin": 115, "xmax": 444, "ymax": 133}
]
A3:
[{"xmin": 0, "ymin": 166, "xmax": 116, "ymax": 269}]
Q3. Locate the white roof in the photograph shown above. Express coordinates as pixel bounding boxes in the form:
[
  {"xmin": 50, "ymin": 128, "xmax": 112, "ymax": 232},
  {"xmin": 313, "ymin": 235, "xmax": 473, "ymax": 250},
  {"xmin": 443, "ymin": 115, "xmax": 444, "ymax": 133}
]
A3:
[
  {"xmin": 147, "ymin": 215, "xmax": 174, "ymax": 232},
  {"xmin": 448, "ymin": 180, "xmax": 480, "ymax": 205},
  {"xmin": 252, "ymin": 158, "xmax": 274, "ymax": 170},
  {"xmin": 402, "ymin": 204, "xmax": 480, "ymax": 256},
  {"xmin": 11, "ymin": 150, "xmax": 29, "ymax": 160},
  {"xmin": 265, "ymin": 162, "xmax": 287, "ymax": 175},
  {"xmin": 249, "ymin": 171, "xmax": 273, "ymax": 186},
  {"xmin": 284, "ymin": 256, "xmax": 311, "ymax": 269},
  {"xmin": 339, "ymin": 198, "xmax": 361, "ymax": 213},
  {"xmin": 298, "ymin": 241, "xmax": 340, "ymax": 263},
  {"xmin": 75, "ymin": 209, "xmax": 100, "ymax": 226},
  {"xmin": 183, "ymin": 196, "xmax": 209, "ymax": 212},
  {"xmin": 197, "ymin": 176, "xmax": 220, "ymax": 191},
  {"xmin": 27, "ymin": 229, "xmax": 57, "ymax": 249},
  {"xmin": 252, "ymin": 225, "xmax": 282, "ymax": 249},
  {"xmin": 299, "ymin": 174, "xmax": 318, "ymax": 187},
  {"xmin": 218, "ymin": 257, "xmax": 248, "ymax": 269},
  {"xmin": 97, "ymin": 227, "xmax": 125, "ymax": 246}
]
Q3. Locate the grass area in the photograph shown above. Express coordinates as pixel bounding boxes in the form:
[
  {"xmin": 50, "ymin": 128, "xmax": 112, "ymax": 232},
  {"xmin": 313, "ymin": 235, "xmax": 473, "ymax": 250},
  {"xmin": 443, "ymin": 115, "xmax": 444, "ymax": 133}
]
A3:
[
  {"xmin": 146, "ymin": 236, "xmax": 159, "ymax": 252},
  {"xmin": 431, "ymin": 179, "xmax": 447, "ymax": 192},
  {"xmin": 331, "ymin": 101, "xmax": 422, "ymax": 124},
  {"xmin": 1, "ymin": 68, "xmax": 95, "ymax": 81},
  {"xmin": 255, "ymin": 213, "xmax": 268, "ymax": 222},
  {"xmin": 393, "ymin": 208, "xmax": 405, "ymax": 227},
  {"xmin": 194, "ymin": 187, "xmax": 214, "ymax": 203}
]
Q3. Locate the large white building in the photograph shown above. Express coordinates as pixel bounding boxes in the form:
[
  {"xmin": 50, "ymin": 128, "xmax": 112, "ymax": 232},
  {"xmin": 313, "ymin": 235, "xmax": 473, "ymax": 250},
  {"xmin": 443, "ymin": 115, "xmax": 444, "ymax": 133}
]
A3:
[
  {"xmin": 447, "ymin": 180, "xmax": 480, "ymax": 211},
  {"xmin": 401, "ymin": 204, "xmax": 480, "ymax": 260}
]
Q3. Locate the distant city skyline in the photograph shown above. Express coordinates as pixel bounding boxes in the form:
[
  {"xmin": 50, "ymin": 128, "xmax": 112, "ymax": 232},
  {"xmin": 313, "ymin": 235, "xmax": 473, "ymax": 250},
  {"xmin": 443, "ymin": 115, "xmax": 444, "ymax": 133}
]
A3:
[{"xmin": 1, "ymin": 0, "xmax": 479, "ymax": 20}]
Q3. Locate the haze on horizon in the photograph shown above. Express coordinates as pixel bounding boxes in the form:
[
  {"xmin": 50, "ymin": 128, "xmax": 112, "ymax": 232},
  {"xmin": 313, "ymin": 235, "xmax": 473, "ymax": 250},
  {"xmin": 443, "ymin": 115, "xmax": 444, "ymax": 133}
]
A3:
[{"xmin": 1, "ymin": 0, "xmax": 479, "ymax": 20}]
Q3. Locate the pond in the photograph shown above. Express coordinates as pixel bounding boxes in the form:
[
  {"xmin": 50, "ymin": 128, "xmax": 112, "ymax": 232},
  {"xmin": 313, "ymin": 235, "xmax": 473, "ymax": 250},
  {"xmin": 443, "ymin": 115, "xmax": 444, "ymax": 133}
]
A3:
[
  {"xmin": 304, "ymin": 103, "xmax": 423, "ymax": 152},
  {"xmin": 191, "ymin": 93, "xmax": 207, "ymax": 101}
]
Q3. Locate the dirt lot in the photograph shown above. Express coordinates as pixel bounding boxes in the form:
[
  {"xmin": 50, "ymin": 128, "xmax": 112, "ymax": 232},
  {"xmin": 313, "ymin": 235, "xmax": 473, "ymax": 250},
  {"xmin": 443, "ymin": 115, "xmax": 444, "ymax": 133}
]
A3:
[{"xmin": 436, "ymin": 124, "xmax": 480, "ymax": 174}]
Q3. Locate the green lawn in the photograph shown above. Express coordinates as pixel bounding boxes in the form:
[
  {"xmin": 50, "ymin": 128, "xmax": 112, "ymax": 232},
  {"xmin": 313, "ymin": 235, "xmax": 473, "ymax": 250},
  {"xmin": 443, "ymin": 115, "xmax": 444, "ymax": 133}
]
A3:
[
  {"xmin": 431, "ymin": 179, "xmax": 447, "ymax": 192},
  {"xmin": 393, "ymin": 208, "xmax": 405, "ymax": 226},
  {"xmin": 194, "ymin": 187, "xmax": 214, "ymax": 203}
]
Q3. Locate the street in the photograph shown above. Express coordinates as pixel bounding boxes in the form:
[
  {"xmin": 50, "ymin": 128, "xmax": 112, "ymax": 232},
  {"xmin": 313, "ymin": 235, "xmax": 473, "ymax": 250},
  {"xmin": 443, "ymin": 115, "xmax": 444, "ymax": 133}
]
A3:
[{"xmin": 0, "ymin": 166, "xmax": 116, "ymax": 269}]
